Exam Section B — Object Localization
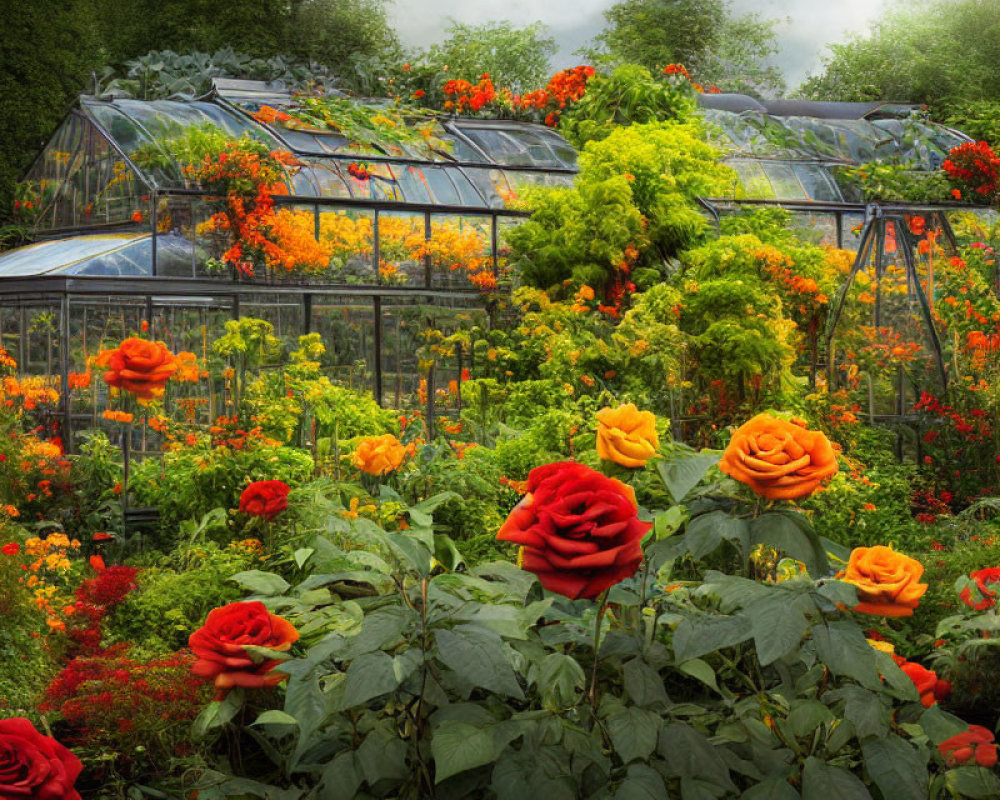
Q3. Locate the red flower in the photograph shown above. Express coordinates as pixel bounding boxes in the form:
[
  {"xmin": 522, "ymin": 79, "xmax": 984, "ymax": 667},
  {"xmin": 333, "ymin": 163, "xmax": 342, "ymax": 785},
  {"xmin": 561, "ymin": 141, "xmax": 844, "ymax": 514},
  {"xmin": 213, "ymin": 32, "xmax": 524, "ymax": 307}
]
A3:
[
  {"xmin": 497, "ymin": 461, "xmax": 651, "ymax": 599},
  {"xmin": 940, "ymin": 725, "xmax": 998, "ymax": 768},
  {"xmin": 93, "ymin": 531, "xmax": 114, "ymax": 542},
  {"xmin": 960, "ymin": 566, "xmax": 1000, "ymax": 611},
  {"xmin": 189, "ymin": 601, "xmax": 299, "ymax": 700},
  {"xmin": 0, "ymin": 717, "xmax": 83, "ymax": 800},
  {"xmin": 412, "ymin": 89, "xmax": 425, "ymax": 99},
  {"xmin": 239, "ymin": 480, "xmax": 290, "ymax": 521},
  {"xmin": 89, "ymin": 555, "xmax": 106, "ymax": 572},
  {"xmin": 899, "ymin": 661, "xmax": 948, "ymax": 707},
  {"xmin": 1, "ymin": 542, "xmax": 19, "ymax": 556}
]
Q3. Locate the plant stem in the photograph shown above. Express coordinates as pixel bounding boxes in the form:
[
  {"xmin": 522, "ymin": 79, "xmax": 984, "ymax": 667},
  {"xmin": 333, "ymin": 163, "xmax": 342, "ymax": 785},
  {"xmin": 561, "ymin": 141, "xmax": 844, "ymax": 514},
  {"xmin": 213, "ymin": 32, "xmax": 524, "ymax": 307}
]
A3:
[{"xmin": 589, "ymin": 590, "xmax": 611, "ymax": 710}]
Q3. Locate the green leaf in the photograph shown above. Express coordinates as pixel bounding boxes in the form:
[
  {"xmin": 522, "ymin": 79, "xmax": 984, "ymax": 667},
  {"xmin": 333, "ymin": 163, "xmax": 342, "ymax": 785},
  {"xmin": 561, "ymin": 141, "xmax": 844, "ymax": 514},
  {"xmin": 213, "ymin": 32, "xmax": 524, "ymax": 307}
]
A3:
[
  {"xmin": 816, "ymin": 580, "xmax": 859, "ymax": 609},
  {"xmin": 838, "ymin": 686, "xmax": 889, "ymax": 740},
  {"xmin": 606, "ymin": 706, "xmax": 661, "ymax": 764},
  {"xmin": 357, "ymin": 727, "xmax": 409, "ymax": 785},
  {"xmin": 861, "ymin": 735, "xmax": 927, "ymax": 800},
  {"xmin": 671, "ymin": 613, "xmax": 752, "ymax": 663},
  {"xmin": 409, "ymin": 491, "xmax": 461, "ymax": 527},
  {"xmin": 251, "ymin": 710, "xmax": 298, "ymax": 728},
  {"xmin": 536, "ymin": 653, "xmax": 586, "ymax": 710},
  {"xmin": 433, "ymin": 533, "xmax": 466, "ymax": 571},
  {"xmin": 191, "ymin": 689, "xmax": 243, "ymax": 739},
  {"xmin": 657, "ymin": 451, "xmax": 720, "ymax": 503},
  {"xmin": 750, "ymin": 512, "xmax": 829, "ymax": 577},
  {"xmin": 747, "ymin": 595, "xmax": 809, "ymax": 666},
  {"xmin": 741, "ymin": 778, "xmax": 800, "ymax": 799},
  {"xmin": 811, "ymin": 621, "xmax": 881, "ymax": 690},
  {"xmin": 919, "ymin": 705, "xmax": 973, "ymax": 744},
  {"xmin": 435, "ymin": 625, "xmax": 525, "ymax": 700},
  {"xmin": 339, "ymin": 606, "xmax": 416, "ymax": 660},
  {"xmin": 786, "ymin": 700, "xmax": 834, "ymax": 739},
  {"xmin": 659, "ymin": 722, "xmax": 736, "ymax": 791},
  {"xmin": 624, "ymin": 657, "xmax": 671, "ymax": 708},
  {"xmin": 653, "ymin": 504, "xmax": 687, "ymax": 541},
  {"xmin": 945, "ymin": 767, "xmax": 1000, "ymax": 798},
  {"xmin": 230, "ymin": 570, "xmax": 290, "ymax": 596},
  {"xmin": 800, "ymin": 757, "xmax": 872, "ymax": 800},
  {"xmin": 677, "ymin": 659, "xmax": 721, "ymax": 695},
  {"xmin": 432, "ymin": 720, "xmax": 524, "ymax": 784},
  {"xmin": 340, "ymin": 651, "xmax": 404, "ymax": 709},
  {"xmin": 615, "ymin": 763, "xmax": 668, "ymax": 799},
  {"xmin": 293, "ymin": 548, "xmax": 314, "ymax": 569},
  {"xmin": 319, "ymin": 752, "xmax": 362, "ymax": 799},
  {"xmin": 685, "ymin": 511, "xmax": 750, "ymax": 559}
]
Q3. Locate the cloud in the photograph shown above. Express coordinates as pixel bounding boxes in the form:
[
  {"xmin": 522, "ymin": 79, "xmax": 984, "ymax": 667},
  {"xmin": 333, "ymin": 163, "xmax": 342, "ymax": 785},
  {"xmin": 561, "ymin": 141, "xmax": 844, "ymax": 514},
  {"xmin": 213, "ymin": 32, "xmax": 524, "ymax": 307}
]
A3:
[{"xmin": 387, "ymin": 0, "xmax": 888, "ymax": 88}]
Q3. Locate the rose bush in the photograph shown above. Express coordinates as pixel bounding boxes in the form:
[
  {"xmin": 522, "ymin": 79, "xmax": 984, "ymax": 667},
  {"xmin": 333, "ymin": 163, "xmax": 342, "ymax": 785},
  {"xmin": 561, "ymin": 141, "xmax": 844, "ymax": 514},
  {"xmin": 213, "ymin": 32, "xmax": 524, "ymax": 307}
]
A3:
[
  {"xmin": 189, "ymin": 601, "xmax": 299, "ymax": 700},
  {"xmin": 353, "ymin": 433, "xmax": 407, "ymax": 476},
  {"xmin": 836, "ymin": 545, "xmax": 928, "ymax": 617},
  {"xmin": 0, "ymin": 717, "xmax": 82, "ymax": 800},
  {"xmin": 95, "ymin": 337, "xmax": 178, "ymax": 403},
  {"xmin": 719, "ymin": 413, "xmax": 838, "ymax": 500},
  {"xmin": 238, "ymin": 480, "xmax": 290, "ymax": 520},
  {"xmin": 496, "ymin": 460, "xmax": 651, "ymax": 599},
  {"xmin": 595, "ymin": 402, "xmax": 658, "ymax": 467}
]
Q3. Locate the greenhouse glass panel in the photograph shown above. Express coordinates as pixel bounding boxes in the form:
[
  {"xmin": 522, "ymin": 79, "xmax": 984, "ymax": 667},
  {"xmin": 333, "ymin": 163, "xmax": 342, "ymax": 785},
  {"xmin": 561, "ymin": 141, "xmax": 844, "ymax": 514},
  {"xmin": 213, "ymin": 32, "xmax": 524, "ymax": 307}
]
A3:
[
  {"xmin": 318, "ymin": 209, "xmax": 376, "ymax": 283},
  {"xmin": 381, "ymin": 298, "xmax": 426, "ymax": 409},
  {"xmin": 238, "ymin": 293, "xmax": 306, "ymax": 353},
  {"xmin": 728, "ymin": 160, "xmax": 773, "ymax": 198},
  {"xmin": 379, "ymin": 211, "xmax": 427, "ymax": 286},
  {"xmin": 761, "ymin": 163, "xmax": 807, "ymax": 200},
  {"xmin": 311, "ymin": 295, "xmax": 375, "ymax": 395},
  {"xmin": 428, "ymin": 214, "xmax": 493, "ymax": 291},
  {"xmin": 793, "ymin": 164, "xmax": 843, "ymax": 202}
]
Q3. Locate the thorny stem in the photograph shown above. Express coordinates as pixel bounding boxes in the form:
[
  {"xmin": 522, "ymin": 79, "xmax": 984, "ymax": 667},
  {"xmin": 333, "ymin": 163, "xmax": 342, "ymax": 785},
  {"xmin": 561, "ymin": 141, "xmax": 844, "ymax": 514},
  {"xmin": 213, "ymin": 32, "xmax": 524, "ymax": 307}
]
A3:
[{"xmin": 589, "ymin": 590, "xmax": 611, "ymax": 710}]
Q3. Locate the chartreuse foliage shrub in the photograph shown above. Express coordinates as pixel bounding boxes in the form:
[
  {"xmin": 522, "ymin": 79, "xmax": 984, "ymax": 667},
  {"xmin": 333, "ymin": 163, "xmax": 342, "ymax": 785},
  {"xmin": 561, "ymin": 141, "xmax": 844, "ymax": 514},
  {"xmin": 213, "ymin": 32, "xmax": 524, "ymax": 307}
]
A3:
[
  {"xmin": 186, "ymin": 453, "xmax": 990, "ymax": 800},
  {"xmin": 506, "ymin": 120, "xmax": 735, "ymax": 294}
]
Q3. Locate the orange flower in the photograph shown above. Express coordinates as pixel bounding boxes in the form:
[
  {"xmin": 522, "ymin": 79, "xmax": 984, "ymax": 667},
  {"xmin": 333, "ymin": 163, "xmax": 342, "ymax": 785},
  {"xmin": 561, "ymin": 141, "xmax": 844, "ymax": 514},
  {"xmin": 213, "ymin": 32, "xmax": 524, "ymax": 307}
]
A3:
[
  {"xmin": 95, "ymin": 338, "xmax": 178, "ymax": 403},
  {"xmin": 596, "ymin": 403, "xmax": 658, "ymax": 468},
  {"xmin": 719, "ymin": 414, "xmax": 838, "ymax": 500},
  {"xmin": 836, "ymin": 545, "xmax": 928, "ymax": 617},
  {"xmin": 173, "ymin": 352, "xmax": 201, "ymax": 383},
  {"xmin": 353, "ymin": 434, "xmax": 407, "ymax": 476},
  {"xmin": 101, "ymin": 409, "xmax": 134, "ymax": 424}
]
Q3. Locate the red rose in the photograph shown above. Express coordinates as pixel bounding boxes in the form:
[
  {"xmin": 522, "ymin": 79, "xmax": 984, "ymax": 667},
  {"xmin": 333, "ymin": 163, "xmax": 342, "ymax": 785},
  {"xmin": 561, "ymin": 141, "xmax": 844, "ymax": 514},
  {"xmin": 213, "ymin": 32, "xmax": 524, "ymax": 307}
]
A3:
[
  {"xmin": 940, "ymin": 725, "xmax": 998, "ymax": 768},
  {"xmin": 0, "ymin": 717, "xmax": 83, "ymax": 800},
  {"xmin": 239, "ymin": 480, "xmax": 290, "ymax": 520},
  {"xmin": 497, "ymin": 461, "xmax": 651, "ymax": 599},
  {"xmin": 960, "ymin": 566, "xmax": 1000, "ymax": 610},
  {"xmin": 190, "ymin": 601, "xmax": 299, "ymax": 700},
  {"xmin": 1, "ymin": 542, "xmax": 19, "ymax": 556}
]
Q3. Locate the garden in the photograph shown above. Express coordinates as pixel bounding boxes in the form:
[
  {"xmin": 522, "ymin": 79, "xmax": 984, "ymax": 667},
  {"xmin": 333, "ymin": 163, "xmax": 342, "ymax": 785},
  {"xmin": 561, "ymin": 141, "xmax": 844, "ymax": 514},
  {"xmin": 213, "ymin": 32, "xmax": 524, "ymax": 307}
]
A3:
[{"xmin": 9, "ymin": 3, "xmax": 1000, "ymax": 799}]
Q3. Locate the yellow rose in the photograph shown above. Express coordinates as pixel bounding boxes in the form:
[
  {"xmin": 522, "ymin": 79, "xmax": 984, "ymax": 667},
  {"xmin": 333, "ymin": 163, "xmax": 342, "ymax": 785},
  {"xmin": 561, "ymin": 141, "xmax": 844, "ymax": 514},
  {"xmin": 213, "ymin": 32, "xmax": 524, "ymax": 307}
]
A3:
[{"xmin": 596, "ymin": 403, "xmax": 658, "ymax": 468}]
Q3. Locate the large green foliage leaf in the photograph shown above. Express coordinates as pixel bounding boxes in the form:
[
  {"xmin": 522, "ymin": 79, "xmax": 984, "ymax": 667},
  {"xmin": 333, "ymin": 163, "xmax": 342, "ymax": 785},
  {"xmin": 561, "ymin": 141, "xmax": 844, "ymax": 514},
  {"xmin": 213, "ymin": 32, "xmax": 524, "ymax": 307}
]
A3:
[
  {"xmin": 749, "ymin": 512, "xmax": 829, "ymax": 578},
  {"xmin": 672, "ymin": 612, "xmax": 753, "ymax": 663},
  {"xmin": 801, "ymin": 757, "xmax": 872, "ymax": 800},
  {"xmin": 657, "ymin": 451, "xmax": 720, "ymax": 504},
  {"xmin": 435, "ymin": 625, "xmax": 525, "ymax": 699},
  {"xmin": 861, "ymin": 735, "xmax": 928, "ymax": 800}
]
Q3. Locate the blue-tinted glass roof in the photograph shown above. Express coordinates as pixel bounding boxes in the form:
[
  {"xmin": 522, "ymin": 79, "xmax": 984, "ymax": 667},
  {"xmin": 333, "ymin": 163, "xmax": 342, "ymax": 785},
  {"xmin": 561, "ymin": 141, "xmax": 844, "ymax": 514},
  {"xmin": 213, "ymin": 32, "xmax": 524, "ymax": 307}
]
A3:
[{"xmin": 0, "ymin": 234, "xmax": 193, "ymax": 277}]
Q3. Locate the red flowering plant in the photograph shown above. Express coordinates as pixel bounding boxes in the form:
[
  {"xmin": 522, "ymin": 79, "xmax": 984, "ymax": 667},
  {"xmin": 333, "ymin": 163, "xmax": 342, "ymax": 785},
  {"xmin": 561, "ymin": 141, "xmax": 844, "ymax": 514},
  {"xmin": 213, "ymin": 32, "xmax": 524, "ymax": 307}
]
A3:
[
  {"xmin": 41, "ymin": 644, "xmax": 207, "ymax": 772},
  {"xmin": 939, "ymin": 725, "xmax": 999, "ymax": 768},
  {"xmin": 238, "ymin": 479, "xmax": 291, "ymax": 521},
  {"xmin": 943, "ymin": 141, "xmax": 1000, "ymax": 203}
]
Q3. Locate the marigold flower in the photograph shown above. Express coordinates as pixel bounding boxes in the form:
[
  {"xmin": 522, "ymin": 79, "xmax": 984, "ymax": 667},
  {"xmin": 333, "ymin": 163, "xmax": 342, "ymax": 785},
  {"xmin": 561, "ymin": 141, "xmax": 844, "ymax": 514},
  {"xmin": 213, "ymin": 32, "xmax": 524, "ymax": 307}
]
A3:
[{"xmin": 353, "ymin": 434, "xmax": 407, "ymax": 476}]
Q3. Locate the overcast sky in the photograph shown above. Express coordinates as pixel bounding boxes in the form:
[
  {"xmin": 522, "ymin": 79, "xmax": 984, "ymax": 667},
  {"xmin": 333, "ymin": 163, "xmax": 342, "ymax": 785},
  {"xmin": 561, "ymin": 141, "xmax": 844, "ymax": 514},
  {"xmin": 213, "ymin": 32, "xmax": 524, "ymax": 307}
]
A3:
[{"xmin": 388, "ymin": 0, "xmax": 888, "ymax": 91}]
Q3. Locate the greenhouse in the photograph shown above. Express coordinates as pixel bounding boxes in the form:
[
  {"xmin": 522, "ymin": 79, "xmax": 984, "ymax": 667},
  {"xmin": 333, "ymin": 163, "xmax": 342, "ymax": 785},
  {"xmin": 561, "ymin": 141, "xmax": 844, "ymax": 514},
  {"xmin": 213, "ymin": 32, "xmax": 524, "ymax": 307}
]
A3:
[{"xmin": 0, "ymin": 79, "xmax": 578, "ymax": 450}]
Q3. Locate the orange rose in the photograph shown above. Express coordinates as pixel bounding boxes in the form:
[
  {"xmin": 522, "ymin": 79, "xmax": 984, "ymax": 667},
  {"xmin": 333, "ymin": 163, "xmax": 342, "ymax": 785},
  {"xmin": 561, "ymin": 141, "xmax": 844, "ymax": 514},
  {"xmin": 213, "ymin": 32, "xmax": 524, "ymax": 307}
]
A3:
[
  {"xmin": 596, "ymin": 403, "xmax": 658, "ymax": 468},
  {"xmin": 719, "ymin": 414, "xmax": 838, "ymax": 500},
  {"xmin": 95, "ymin": 338, "xmax": 178, "ymax": 403},
  {"xmin": 836, "ymin": 545, "xmax": 928, "ymax": 617},
  {"xmin": 353, "ymin": 434, "xmax": 407, "ymax": 475}
]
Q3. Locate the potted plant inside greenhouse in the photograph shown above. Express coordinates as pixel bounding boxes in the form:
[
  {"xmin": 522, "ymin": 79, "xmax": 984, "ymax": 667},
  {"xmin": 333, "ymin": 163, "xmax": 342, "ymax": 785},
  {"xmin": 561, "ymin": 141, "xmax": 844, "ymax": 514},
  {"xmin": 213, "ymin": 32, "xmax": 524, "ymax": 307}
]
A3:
[{"xmin": 5, "ymin": 1, "xmax": 1000, "ymax": 797}]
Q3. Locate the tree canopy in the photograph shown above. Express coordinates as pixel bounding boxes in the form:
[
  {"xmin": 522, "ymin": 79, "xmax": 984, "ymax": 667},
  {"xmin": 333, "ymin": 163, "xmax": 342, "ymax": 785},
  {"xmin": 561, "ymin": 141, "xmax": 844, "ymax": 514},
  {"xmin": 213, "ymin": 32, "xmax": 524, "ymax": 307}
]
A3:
[{"xmin": 593, "ymin": 0, "xmax": 785, "ymax": 97}]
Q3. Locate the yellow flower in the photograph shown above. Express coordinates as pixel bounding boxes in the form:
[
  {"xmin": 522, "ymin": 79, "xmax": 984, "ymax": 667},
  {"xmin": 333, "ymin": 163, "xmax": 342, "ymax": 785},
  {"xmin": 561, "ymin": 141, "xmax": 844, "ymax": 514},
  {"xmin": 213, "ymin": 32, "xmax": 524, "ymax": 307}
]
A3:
[{"xmin": 596, "ymin": 403, "xmax": 659, "ymax": 468}]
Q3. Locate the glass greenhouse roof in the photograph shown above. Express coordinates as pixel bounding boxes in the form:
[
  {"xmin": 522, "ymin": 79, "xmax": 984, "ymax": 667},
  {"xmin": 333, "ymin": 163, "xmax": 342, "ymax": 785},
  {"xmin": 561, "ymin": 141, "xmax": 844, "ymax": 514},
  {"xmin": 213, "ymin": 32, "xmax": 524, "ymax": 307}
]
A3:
[
  {"xmin": 0, "ymin": 234, "xmax": 194, "ymax": 278},
  {"xmin": 65, "ymin": 81, "xmax": 576, "ymax": 211}
]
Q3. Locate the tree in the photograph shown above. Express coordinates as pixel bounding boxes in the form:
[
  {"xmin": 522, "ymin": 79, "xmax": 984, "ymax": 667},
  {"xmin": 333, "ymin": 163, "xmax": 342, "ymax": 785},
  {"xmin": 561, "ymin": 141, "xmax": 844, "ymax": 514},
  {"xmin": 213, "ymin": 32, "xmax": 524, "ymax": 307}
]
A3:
[
  {"xmin": 424, "ymin": 21, "xmax": 556, "ymax": 92},
  {"xmin": 0, "ymin": 0, "xmax": 102, "ymax": 226},
  {"xmin": 593, "ymin": 0, "xmax": 785, "ymax": 97},
  {"xmin": 798, "ymin": 0, "xmax": 1000, "ymax": 108}
]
